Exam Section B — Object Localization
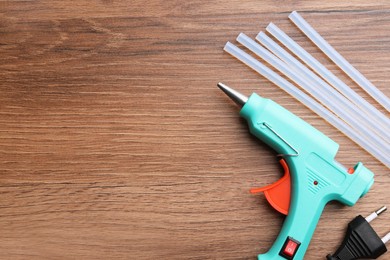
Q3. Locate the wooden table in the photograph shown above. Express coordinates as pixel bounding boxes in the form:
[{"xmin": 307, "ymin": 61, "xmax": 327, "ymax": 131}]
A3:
[{"xmin": 1, "ymin": 1, "xmax": 389, "ymax": 259}]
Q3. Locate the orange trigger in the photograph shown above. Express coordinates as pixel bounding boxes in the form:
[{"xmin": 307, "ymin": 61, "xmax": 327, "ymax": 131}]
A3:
[{"xmin": 250, "ymin": 159, "xmax": 291, "ymax": 215}]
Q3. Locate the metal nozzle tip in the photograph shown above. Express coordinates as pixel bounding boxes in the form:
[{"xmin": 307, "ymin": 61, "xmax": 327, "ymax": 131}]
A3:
[{"xmin": 217, "ymin": 82, "xmax": 248, "ymax": 107}]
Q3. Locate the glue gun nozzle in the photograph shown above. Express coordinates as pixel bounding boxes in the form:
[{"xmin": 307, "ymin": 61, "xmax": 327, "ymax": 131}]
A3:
[{"xmin": 217, "ymin": 82, "xmax": 248, "ymax": 108}]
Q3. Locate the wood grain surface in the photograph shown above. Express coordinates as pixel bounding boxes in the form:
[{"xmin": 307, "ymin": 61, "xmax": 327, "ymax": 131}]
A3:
[{"xmin": 1, "ymin": 1, "xmax": 389, "ymax": 259}]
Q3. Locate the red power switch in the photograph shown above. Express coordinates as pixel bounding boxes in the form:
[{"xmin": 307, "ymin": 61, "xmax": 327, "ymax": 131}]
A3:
[
  {"xmin": 279, "ymin": 237, "xmax": 301, "ymax": 259},
  {"xmin": 284, "ymin": 240, "xmax": 298, "ymax": 256}
]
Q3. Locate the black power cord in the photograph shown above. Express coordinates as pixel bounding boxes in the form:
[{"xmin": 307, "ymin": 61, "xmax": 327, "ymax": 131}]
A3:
[{"xmin": 327, "ymin": 206, "xmax": 389, "ymax": 260}]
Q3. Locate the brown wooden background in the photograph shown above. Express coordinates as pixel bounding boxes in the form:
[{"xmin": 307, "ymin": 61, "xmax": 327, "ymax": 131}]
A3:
[{"xmin": 1, "ymin": 1, "xmax": 389, "ymax": 259}]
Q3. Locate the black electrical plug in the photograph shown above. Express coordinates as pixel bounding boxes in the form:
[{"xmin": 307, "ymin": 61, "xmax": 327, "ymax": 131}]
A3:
[{"xmin": 327, "ymin": 206, "xmax": 390, "ymax": 260}]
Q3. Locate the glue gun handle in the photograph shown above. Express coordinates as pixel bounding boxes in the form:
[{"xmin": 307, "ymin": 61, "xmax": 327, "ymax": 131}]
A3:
[{"xmin": 258, "ymin": 192, "xmax": 326, "ymax": 260}]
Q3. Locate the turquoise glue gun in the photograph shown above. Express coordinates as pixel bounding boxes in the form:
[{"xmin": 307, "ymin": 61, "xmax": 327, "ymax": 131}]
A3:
[{"xmin": 218, "ymin": 83, "xmax": 374, "ymax": 260}]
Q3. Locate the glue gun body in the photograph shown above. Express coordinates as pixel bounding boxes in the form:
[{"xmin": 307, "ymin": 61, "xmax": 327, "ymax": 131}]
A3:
[{"xmin": 216, "ymin": 82, "xmax": 376, "ymax": 260}]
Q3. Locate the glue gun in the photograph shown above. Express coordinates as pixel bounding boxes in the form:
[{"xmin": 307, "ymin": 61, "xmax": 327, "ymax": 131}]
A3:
[{"xmin": 217, "ymin": 83, "xmax": 375, "ymax": 260}]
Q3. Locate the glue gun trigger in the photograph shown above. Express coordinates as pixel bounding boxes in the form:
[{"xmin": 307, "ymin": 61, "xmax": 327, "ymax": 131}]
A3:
[{"xmin": 250, "ymin": 159, "xmax": 291, "ymax": 215}]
